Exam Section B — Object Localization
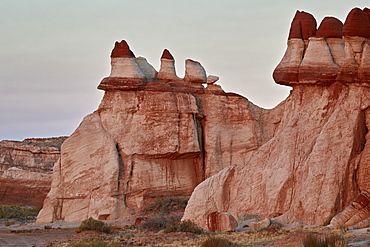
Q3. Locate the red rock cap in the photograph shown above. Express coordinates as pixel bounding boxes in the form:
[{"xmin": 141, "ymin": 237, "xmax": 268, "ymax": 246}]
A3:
[
  {"xmin": 364, "ymin": 7, "xmax": 370, "ymax": 17},
  {"xmin": 316, "ymin": 17, "xmax": 343, "ymax": 38},
  {"xmin": 288, "ymin": 11, "xmax": 317, "ymax": 40},
  {"xmin": 342, "ymin": 8, "xmax": 370, "ymax": 38},
  {"xmin": 111, "ymin": 40, "xmax": 135, "ymax": 58},
  {"xmin": 161, "ymin": 49, "xmax": 174, "ymax": 60}
]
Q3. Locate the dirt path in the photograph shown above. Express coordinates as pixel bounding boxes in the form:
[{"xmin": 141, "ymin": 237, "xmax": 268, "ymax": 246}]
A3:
[
  {"xmin": 0, "ymin": 228, "xmax": 78, "ymax": 247},
  {"xmin": 0, "ymin": 222, "xmax": 81, "ymax": 247}
]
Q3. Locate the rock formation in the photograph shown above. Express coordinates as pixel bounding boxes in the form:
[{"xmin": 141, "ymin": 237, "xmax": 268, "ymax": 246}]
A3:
[
  {"xmin": 0, "ymin": 137, "xmax": 65, "ymax": 207},
  {"xmin": 182, "ymin": 7, "xmax": 370, "ymax": 230},
  {"xmin": 37, "ymin": 41, "xmax": 281, "ymax": 223},
  {"xmin": 37, "ymin": 7, "xmax": 370, "ymax": 230}
]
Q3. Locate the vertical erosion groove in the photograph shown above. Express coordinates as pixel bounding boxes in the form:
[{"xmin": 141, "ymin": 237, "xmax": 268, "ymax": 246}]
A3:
[
  {"xmin": 195, "ymin": 95, "xmax": 205, "ymax": 182},
  {"xmin": 115, "ymin": 143, "xmax": 126, "ymax": 207}
]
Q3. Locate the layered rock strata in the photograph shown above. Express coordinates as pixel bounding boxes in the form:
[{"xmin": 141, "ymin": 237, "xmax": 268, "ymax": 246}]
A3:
[
  {"xmin": 38, "ymin": 7, "xmax": 370, "ymax": 229},
  {"xmin": 0, "ymin": 137, "xmax": 66, "ymax": 207},
  {"xmin": 37, "ymin": 42, "xmax": 282, "ymax": 223},
  {"xmin": 182, "ymin": 7, "xmax": 370, "ymax": 230}
]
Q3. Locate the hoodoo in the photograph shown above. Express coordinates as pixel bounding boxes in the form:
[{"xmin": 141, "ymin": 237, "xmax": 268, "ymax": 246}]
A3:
[
  {"xmin": 37, "ymin": 7, "xmax": 370, "ymax": 232},
  {"xmin": 183, "ymin": 7, "xmax": 370, "ymax": 230},
  {"xmin": 37, "ymin": 39, "xmax": 270, "ymax": 223}
]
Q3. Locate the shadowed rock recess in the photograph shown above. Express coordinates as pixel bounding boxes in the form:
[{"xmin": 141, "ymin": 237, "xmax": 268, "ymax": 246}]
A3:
[{"xmin": 38, "ymin": 7, "xmax": 370, "ymax": 230}]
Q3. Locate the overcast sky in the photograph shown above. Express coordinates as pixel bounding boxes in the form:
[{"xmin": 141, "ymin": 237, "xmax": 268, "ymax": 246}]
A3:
[{"xmin": 0, "ymin": 0, "xmax": 368, "ymax": 141}]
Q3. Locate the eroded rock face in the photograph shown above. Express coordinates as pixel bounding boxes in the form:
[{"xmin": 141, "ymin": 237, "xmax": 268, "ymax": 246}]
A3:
[
  {"xmin": 37, "ymin": 41, "xmax": 283, "ymax": 223},
  {"xmin": 0, "ymin": 137, "xmax": 65, "ymax": 207},
  {"xmin": 183, "ymin": 7, "xmax": 370, "ymax": 230},
  {"xmin": 38, "ymin": 7, "xmax": 370, "ymax": 228},
  {"xmin": 273, "ymin": 8, "xmax": 370, "ymax": 86}
]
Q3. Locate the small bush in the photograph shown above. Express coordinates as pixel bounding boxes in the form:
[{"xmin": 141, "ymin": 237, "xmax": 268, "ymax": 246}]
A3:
[
  {"xmin": 165, "ymin": 219, "xmax": 204, "ymax": 234},
  {"xmin": 68, "ymin": 239, "xmax": 109, "ymax": 247},
  {"xmin": 303, "ymin": 233, "xmax": 346, "ymax": 247},
  {"xmin": 140, "ymin": 214, "xmax": 203, "ymax": 234},
  {"xmin": 75, "ymin": 217, "xmax": 112, "ymax": 234},
  {"xmin": 4, "ymin": 220, "xmax": 15, "ymax": 226},
  {"xmin": 0, "ymin": 205, "xmax": 41, "ymax": 221},
  {"xmin": 148, "ymin": 197, "xmax": 188, "ymax": 214},
  {"xmin": 201, "ymin": 236, "xmax": 236, "ymax": 247}
]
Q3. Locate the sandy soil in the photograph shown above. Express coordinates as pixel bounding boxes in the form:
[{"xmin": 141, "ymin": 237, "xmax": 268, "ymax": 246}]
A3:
[
  {"xmin": 0, "ymin": 222, "xmax": 80, "ymax": 247},
  {"xmin": 1, "ymin": 221, "xmax": 370, "ymax": 246}
]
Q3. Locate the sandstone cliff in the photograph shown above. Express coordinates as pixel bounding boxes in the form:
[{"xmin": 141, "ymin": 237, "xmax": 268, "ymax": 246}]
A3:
[
  {"xmin": 0, "ymin": 137, "xmax": 66, "ymax": 207},
  {"xmin": 37, "ymin": 41, "xmax": 284, "ymax": 223},
  {"xmin": 37, "ymin": 7, "xmax": 370, "ymax": 229},
  {"xmin": 182, "ymin": 7, "xmax": 370, "ymax": 230}
]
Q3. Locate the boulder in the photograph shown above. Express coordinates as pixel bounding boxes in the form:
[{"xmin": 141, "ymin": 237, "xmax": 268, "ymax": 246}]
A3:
[
  {"xmin": 206, "ymin": 212, "xmax": 238, "ymax": 232},
  {"xmin": 184, "ymin": 59, "xmax": 207, "ymax": 84}
]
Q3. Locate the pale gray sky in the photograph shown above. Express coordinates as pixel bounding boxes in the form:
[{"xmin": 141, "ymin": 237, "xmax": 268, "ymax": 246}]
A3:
[{"xmin": 0, "ymin": 0, "xmax": 368, "ymax": 140}]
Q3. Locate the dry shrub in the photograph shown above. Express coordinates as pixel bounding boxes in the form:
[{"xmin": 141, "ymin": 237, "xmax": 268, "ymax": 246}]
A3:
[
  {"xmin": 140, "ymin": 214, "xmax": 203, "ymax": 234},
  {"xmin": 146, "ymin": 197, "xmax": 188, "ymax": 214},
  {"xmin": 303, "ymin": 233, "xmax": 346, "ymax": 247},
  {"xmin": 201, "ymin": 236, "xmax": 236, "ymax": 247},
  {"xmin": 0, "ymin": 205, "xmax": 41, "ymax": 221},
  {"xmin": 75, "ymin": 217, "xmax": 112, "ymax": 234}
]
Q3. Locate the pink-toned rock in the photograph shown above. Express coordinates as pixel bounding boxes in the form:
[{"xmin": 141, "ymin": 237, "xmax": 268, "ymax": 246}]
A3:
[
  {"xmin": 288, "ymin": 11, "xmax": 317, "ymax": 40},
  {"xmin": 206, "ymin": 75, "xmax": 219, "ymax": 84},
  {"xmin": 316, "ymin": 17, "xmax": 343, "ymax": 38},
  {"xmin": 330, "ymin": 191, "xmax": 370, "ymax": 227},
  {"xmin": 0, "ymin": 137, "xmax": 65, "ymax": 207},
  {"xmin": 38, "ymin": 7, "xmax": 370, "ymax": 229},
  {"xmin": 359, "ymin": 43, "xmax": 370, "ymax": 83},
  {"xmin": 298, "ymin": 37, "xmax": 340, "ymax": 84},
  {"xmin": 183, "ymin": 82, "xmax": 370, "ymax": 229},
  {"xmin": 342, "ymin": 8, "xmax": 370, "ymax": 38},
  {"xmin": 37, "ymin": 40, "xmax": 284, "ymax": 223},
  {"xmin": 206, "ymin": 212, "xmax": 238, "ymax": 232},
  {"xmin": 326, "ymin": 38, "xmax": 345, "ymax": 67},
  {"xmin": 335, "ymin": 37, "xmax": 362, "ymax": 83},
  {"xmin": 135, "ymin": 57, "xmax": 158, "ymax": 81},
  {"xmin": 250, "ymin": 218, "xmax": 271, "ymax": 232},
  {"xmin": 157, "ymin": 49, "xmax": 179, "ymax": 81},
  {"xmin": 273, "ymin": 39, "xmax": 305, "ymax": 85},
  {"xmin": 275, "ymin": 8, "xmax": 370, "ymax": 85},
  {"xmin": 98, "ymin": 40, "xmax": 147, "ymax": 91},
  {"xmin": 184, "ymin": 59, "xmax": 207, "ymax": 84}
]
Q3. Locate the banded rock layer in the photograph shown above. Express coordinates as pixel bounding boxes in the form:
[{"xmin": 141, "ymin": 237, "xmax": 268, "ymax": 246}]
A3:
[
  {"xmin": 37, "ymin": 42, "xmax": 282, "ymax": 223},
  {"xmin": 183, "ymin": 7, "xmax": 370, "ymax": 230},
  {"xmin": 38, "ymin": 7, "xmax": 370, "ymax": 229},
  {"xmin": 0, "ymin": 137, "xmax": 65, "ymax": 207}
]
